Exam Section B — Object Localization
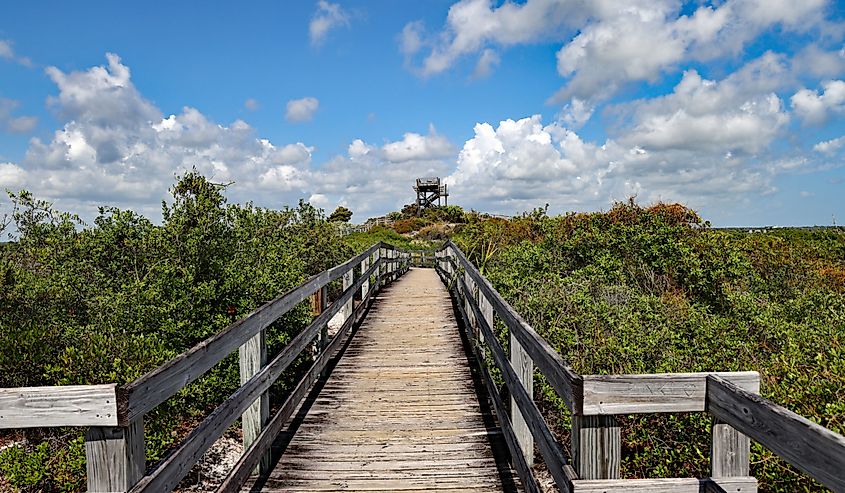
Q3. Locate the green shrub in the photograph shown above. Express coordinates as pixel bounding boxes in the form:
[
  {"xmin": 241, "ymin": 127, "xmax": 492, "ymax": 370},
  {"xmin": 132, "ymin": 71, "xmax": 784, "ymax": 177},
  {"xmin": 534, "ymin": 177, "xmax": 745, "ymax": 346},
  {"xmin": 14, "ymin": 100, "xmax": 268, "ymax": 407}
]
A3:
[
  {"xmin": 455, "ymin": 201, "xmax": 845, "ymax": 492},
  {"xmin": 0, "ymin": 172, "xmax": 354, "ymax": 491}
]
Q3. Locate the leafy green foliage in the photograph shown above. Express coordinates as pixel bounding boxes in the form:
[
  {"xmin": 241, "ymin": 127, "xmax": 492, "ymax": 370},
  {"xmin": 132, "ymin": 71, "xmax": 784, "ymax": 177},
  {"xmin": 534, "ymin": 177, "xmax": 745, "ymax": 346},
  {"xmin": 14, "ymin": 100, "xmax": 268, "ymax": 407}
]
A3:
[
  {"xmin": 0, "ymin": 172, "xmax": 353, "ymax": 491},
  {"xmin": 327, "ymin": 205, "xmax": 353, "ymax": 223},
  {"xmin": 455, "ymin": 201, "xmax": 845, "ymax": 492}
]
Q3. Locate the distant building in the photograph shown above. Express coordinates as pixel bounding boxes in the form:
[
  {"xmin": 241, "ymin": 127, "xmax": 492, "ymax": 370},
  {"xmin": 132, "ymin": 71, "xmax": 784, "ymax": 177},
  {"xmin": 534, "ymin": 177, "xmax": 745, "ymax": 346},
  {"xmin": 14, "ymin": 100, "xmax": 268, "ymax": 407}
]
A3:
[{"xmin": 414, "ymin": 177, "xmax": 448, "ymax": 216}]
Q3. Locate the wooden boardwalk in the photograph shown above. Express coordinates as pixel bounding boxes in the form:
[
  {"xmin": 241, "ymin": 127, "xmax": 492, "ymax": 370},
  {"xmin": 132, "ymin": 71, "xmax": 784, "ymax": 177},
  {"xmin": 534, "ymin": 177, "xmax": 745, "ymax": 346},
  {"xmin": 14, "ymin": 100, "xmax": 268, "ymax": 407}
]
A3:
[{"xmin": 252, "ymin": 268, "xmax": 521, "ymax": 492}]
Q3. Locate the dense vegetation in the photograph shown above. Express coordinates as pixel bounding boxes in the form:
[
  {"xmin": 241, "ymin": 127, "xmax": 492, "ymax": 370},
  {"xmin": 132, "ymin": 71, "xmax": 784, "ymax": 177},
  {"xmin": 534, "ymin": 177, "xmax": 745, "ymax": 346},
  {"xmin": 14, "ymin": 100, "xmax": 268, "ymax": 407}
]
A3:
[
  {"xmin": 1, "ymin": 184, "xmax": 842, "ymax": 492},
  {"xmin": 0, "ymin": 173, "xmax": 356, "ymax": 491},
  {"xmin": 453, "ymin": 202, "xmax": 844, "ymax": 492}
]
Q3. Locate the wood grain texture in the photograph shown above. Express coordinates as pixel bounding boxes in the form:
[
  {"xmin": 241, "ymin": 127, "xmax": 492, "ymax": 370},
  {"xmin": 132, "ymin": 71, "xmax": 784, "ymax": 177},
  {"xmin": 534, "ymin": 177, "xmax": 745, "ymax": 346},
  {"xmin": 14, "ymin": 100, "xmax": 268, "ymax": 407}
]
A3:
[
  {"xmin": 710, "ymin": 419, "xmax": 749, "ymax": 478},
  {"xmin": 0, "ymin": 384, "xmax": 119, "ymax": 428},
  {"xmin": 456, "ymin": 274, "xmax": 572, "ymax": 492},
  {"xmin": 510, "ymin": 335, "xmax": 534, "ymax": 467},
  {"xmin": 707, "ymin": 375, "xmax": 845, "ymax": 492},
  {"xmin": 572, "ymin": 415, "xmax": 620, "ymax": 479},
  {"xmin": 452, "ymin": 273, "xmax": 540, "ymax": 493},
  {"xmin": 240, "ymin": 329, "xmax": 269, "ymax": 475},
  {"xmin": 85, "ymin": 418, "xmax": 144, "ymax": 492},
  {"xmin": 582, "ymin": 372, "xmax": 759, "ymax": 415},
  {"xmin": 445, "ymin": 242, "xmax": 583, "ymax": 414},
  {"xmin": 571, "ymin": 477, "xmax": 757, "ymax": 493},
  {"xmin": 122, "ymin": 243, "xmax": 381, "ymax": 422},
  {"xmin": 218, "ymin": 283, "xmax": 378, "ymax": 493},
  {"xmin": 129, "ymin": 261, "xmax": 381, "ymax": 493},
  {"xmin": 258, "ymin": 268, "xmax": 520, "ymax": 492}
]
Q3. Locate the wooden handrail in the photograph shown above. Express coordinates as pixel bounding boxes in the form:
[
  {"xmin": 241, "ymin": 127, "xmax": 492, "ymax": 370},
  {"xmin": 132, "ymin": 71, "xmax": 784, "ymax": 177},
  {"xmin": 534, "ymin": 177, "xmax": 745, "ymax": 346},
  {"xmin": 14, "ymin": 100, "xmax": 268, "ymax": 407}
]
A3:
[
  {"xmin": 129, "ymin": 258, "xmax": 384, "ymax": 492},
  {"xmin": 218, "ymin": 280, "xmax": 379, "ymax": 492},
  {"xmin": 444, "ymin": 240, "xmax": 583, "ymax": 413},
  {"xmin": 0, "ymin": 241, "xmax": 411, "ymax": 493},
  {"xmin": 121, "ymin": 242, "xmax": 385, "ymax": 422},
  {"xmin": 434, "ymin": 242, "xmax": 844, "ymax": 491},
  {"xmin": 448, "ymin": 268, "xmax": 576, "ymax": 492},
  {"xmin": 0, "ymin": 384, "xmax": 120, "ymax": 428},
  {"xmin": 707, "ymin": 375, "xmax": 845, "ymax": 492}
]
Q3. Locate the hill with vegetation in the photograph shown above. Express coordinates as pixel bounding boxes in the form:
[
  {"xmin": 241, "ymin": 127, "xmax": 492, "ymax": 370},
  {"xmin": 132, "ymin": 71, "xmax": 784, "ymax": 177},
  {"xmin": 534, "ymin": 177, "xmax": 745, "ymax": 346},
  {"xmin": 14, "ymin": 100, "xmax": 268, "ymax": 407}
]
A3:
[
  {"xmin": 0, "ymin": 177, "xmax": 842, "ymax": 492},
  {"xmin": 452, "ymin": 202, "xmax": 844, "ymax": 492}
]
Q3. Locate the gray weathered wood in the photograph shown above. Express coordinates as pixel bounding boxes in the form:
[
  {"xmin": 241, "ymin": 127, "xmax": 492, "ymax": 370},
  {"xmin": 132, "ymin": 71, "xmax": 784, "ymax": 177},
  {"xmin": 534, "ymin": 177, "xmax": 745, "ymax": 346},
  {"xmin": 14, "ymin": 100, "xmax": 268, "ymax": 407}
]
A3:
[
  {"xmin": 0, "ymin": 384, "xmax": 119, "ymax": 429},
  {"xmin": 122, "ymin": 243, "xmax": 381, "ymax": 423},
  {"xmin": 256, "ymin": 268, "xmax": 521, "ymax": 493},
  {"xmin": 511, "ymin": 334, "xmax": 534, "ymax": 467},
  {"xmin": 572, "ymin": 415, "xmax": 620, "ymax": 479},
  {"xmin": 710, "ymin": 418, "xmax": 749, "ymax": 478},
  {"xmin": 85, "ymin": 418, "xmax": 145, "ymax": 492},
  {"xmin": 571, "ymin": 477, "xmax": 757, "ymax": 492},
  {"xmin": 582, "ymin": 372, "xmax": 760, "ymax": 415},
  {"xmin": 318, "ymin": 284, "xmax": 329, "ymax": 378},
  {"xmin": 456, "ymin": 274, "xmax": 572, "ymax": 492},
  {"xmin": 342, "ymin": 267, "xmax": 354, "ymax": 322},
  {"xmin": 219, "ymin": 282, "xmax": 375, "ymax": 493},
  {"xmin": 239, "ymin": 329, "xmax": 269, "ymax": 475},
  {"xmin": 453, "ymin": 281, "xmax": 542, "ymax": 493},
  {"xmin": 707, "ymin": 375, "xmax": 845, "ymax": 492},
  {"xmin": 361, "ymin": 255, "xmax": 370, "ymax": 300},
  {"xmin": 446, "ymin": 241, "xmax": 583, "ymax": 414},
  {"xmin": 129, "ymin": 260, "xmax": 380, "ymax": 493}
]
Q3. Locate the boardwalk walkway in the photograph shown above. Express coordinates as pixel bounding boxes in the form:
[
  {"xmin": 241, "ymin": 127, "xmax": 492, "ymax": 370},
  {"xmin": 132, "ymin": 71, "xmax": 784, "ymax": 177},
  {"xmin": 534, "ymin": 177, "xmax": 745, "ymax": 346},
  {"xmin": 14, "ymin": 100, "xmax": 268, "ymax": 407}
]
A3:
[{"xmin": 253, "ymin": 268, "xmax": 521, "ymax": 492}]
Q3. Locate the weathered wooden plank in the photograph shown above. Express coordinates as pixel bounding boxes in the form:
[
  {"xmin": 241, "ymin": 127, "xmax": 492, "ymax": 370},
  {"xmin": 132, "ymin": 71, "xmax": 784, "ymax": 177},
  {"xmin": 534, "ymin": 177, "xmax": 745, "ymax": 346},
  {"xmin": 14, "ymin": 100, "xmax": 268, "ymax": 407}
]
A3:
[
  {"xmin": 582, "ymin": 372, "xmax": 759, "ymax": 415},
  {"xmin": 122, "ymin": 243, "xmax": 381, "ymax": 423},
  {"xmin": 240, "ymin": 329, "xmax": 269, "ymax": 475},
  {"xmin": 456, "ymin": 274, "xmax": 572, "ymax": 492},
  {"xmin": 257, "ymin": 269, "xmax": 518, "ymax": 493},
  {"xmin": 572, "ymin": 415, "xmax": 620, "ymax": 479},
  {"xmin": 446, "ymin": 241, "xmax": 583, "ymax": 414},
  {"xmin": 453, "ymin": 282, "xmax": 542, "ymax": 493},
  {"xmin": 85, "ymin": 418, "xmax": 145, "ymax": 492},
  {"xmin": 510, "ymin": 334, "xmax": 534, "ymax": 467},
  {"xmin": 707, "ymin": 375, "xmax": 845, "ymax": 492},
  {"xmin": 218, "ymin": 283, "xmax": 376, "ymax": 493},
  {"xmin": 0, "ymin": 384, "xmax": 119, "ymax": 428},
  {"xmin": 129, "ymin": 260, "xmax": 380, "ymax": 493},
  {"xmin": 342, "ymin": 267, "xmax": 354, "ymax": 322},
  {"xmin": 710, "ymin": 418, "xmax": 749, "ymax": 478},
  {"xmin": 571, "ymin": 477, "xmax": 757, "ymax": 493}
]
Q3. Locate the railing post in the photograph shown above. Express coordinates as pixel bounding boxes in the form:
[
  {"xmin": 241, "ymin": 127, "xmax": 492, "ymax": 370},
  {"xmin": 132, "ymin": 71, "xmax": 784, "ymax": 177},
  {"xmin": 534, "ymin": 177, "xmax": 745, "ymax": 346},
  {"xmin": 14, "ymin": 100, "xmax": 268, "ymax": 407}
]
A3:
[
  {"xmin": 85, "ymin": 418, "xmax": 145, "ymax": 492},
  {"xmin": 239, "ymin": 329, "xmax": 269, "ymax": 474},
  {"xmin": 572, "ymin": 415, "xmax": 621, "ymax": 479},
  {"xmin": 375, "ymin": 247, "xmax": 382, "ymax": 291},
  {"xmin": 711, "ymin": 419, "xmax": 750, "ymax": 477},
  {"xmin": 464, "ymin": 272, "xmax": 476, "ymax": 331},
  {"xmin": 361, "ymin": 254, "xmax": 370, "ymax": 300},
  {"xmin": 511, "ymin": 333, "xmax": 535, "ymax": 467},
  {"xmin": 342, "ymin": 267, "xmax": 354, "ymax": 322},
  {"xmin": 318, "ymin": 285, "xmax": 328, "ymax": 349}
]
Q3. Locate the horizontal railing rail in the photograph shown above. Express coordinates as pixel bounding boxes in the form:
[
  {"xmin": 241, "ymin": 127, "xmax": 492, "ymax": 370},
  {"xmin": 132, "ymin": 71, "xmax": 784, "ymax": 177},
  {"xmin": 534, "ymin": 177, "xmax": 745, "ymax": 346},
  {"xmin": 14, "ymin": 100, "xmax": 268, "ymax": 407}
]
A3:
[
  {"xmin": 435, "ymin": 240, "xmax": 845, "ymax": 493},
  {"xmin": 707, "ymin": 375, "xmax": 845, "ymax": 492},
  {"xmin": 0, "ymin": 241, "xmax": 411, "ymax": 493}
]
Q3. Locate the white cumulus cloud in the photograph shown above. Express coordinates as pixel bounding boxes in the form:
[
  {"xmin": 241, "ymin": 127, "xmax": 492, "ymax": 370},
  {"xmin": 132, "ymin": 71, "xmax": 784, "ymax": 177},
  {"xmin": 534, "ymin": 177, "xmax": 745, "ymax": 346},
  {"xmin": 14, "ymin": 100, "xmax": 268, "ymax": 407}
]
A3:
[
  {"xmin": 382, "ymin": 125, "xmax": 456, "ymax": 163},
  {"xmin": 286, "ymin": 97, "xmax": 320, "ymax": 123},
  {"xmin": 814, "ymin": 136, "xmax": 845, "ymax": 155},
  {"xmin": 309, "ymin": 1, "xmax": 350, "ymax": 47},
  {"xmin": 791, "ymin": 80, "xmax": 845, "ymax": 125}
]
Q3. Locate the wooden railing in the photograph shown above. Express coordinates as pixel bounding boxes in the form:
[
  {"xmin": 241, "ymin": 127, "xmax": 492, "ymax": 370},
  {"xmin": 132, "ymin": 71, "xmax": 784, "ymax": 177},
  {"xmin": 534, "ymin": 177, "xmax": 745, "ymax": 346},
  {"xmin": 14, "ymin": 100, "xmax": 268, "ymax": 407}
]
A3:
[
  {"xmin": 409, "ymin": 249, "xmax": 437, "ymax": 268},
  {"xmin": 435, "ymin": 240, "xmax": 845, "ymax": 493},
  {"xmin": 0, "ymin": 242, "xmax": 410, "ymax": 493}
]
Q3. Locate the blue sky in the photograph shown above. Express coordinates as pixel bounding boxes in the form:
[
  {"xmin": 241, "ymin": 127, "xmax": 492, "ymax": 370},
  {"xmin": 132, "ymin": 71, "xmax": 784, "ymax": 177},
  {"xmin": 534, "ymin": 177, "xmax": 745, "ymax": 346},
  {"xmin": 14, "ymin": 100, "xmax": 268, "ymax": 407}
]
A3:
[{"xmin": 1, "ymin": 0, "xmax": 844, "ymax": 226}]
